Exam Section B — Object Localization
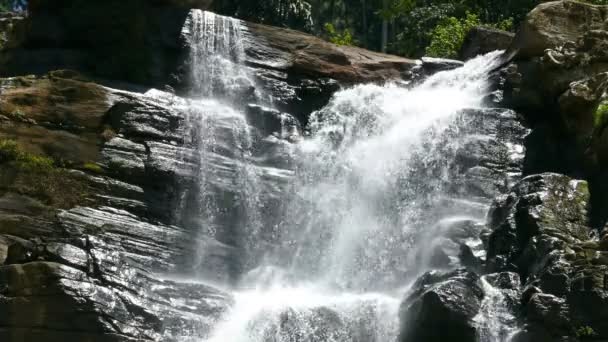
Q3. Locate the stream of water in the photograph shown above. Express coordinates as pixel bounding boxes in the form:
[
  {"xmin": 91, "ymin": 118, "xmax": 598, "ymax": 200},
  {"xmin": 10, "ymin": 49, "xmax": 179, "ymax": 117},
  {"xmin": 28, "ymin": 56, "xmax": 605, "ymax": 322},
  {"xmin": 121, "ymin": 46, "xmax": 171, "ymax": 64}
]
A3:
[{"xmin": 182, "ymin": 10, "xmax": 514, "ymax": 342}]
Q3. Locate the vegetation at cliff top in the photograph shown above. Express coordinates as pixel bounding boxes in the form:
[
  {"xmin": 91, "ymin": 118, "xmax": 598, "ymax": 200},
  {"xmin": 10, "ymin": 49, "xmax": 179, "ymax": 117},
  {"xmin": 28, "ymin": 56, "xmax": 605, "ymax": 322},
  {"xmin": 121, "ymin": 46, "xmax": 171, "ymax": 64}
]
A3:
[
  {"xmin": 213, "ymin": 0, "xmax": 608, "ymax": 58},
  {"xmin": 213, "ymin": 0, "xmax": 534, "ymax": 58},
  {"xmin": 2, "ymin": 0, "xmax": 607, "ymax": 58}
]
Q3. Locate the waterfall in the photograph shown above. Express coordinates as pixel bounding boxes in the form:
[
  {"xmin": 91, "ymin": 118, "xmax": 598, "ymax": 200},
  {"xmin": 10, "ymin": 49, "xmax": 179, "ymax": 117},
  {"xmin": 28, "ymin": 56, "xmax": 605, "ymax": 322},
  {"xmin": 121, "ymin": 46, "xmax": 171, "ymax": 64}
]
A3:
[
  {"xmin": 475, "ymin": 276, "xmax": 521, "ymax": 342},
  {"xmin": 178, "ymin": 10, "xmax": 264, "ymax": 282},
  {"xmin": 181, "ymin": 10, "xmax": 516, "ymax": 342}
]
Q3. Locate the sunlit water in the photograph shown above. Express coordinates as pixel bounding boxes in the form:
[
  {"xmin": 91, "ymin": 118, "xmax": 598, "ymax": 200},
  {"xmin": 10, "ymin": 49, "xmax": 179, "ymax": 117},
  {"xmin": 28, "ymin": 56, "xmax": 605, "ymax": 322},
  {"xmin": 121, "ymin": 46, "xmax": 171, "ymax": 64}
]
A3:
[{"xmin": 180, "ymin": 10, "xmax": 512, "ymax": 342}]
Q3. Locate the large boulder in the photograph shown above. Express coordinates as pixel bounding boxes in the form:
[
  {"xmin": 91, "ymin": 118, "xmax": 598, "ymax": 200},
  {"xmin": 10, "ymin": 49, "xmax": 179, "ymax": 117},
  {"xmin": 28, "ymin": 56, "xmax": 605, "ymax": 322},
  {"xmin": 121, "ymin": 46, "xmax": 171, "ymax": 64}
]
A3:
[
  {"xmin": 506, "ymin": 0, "xmax": 608, "ymax": 60},
  {"xmin": 399, "ymin": 270, "xmax": 484, "ymax": 342},
  {"xmin": 460, "ymin": 26, "xmax": 515, "ymax": 61},
  {"xmin": 486, "ymin": 173, "xmax": 608, "ymax": 340},
  {"xmin": 498, "ymin": 1, "xmax": 608, "ymax": 192},
  {"xmin": 180, "ymin": 16, "xmax": 417, "ymax": 121}
]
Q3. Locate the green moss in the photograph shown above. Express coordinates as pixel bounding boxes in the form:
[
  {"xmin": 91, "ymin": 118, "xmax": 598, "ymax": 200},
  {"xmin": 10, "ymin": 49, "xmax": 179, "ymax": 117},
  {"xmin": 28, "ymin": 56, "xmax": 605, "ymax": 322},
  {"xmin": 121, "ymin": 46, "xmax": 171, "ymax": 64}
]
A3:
[
  {"xmin": 0, "ymin": 139, "xmax": 55, "ymax": 171},
  {"xmin": 82, "ymin": 162, "xmax": 104, "ymax": 174},
  {"xmin": 594, "ymin": 101, "xmax": 608, "ymax": 129},
  {"xmin": 0, "ymin": 139, "xmax": 92, "ymax": 208}
]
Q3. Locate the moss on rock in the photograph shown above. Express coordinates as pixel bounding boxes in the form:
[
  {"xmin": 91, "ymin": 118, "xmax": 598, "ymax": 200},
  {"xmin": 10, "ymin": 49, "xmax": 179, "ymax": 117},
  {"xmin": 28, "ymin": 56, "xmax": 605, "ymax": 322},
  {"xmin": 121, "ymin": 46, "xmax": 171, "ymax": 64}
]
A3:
[{"xmin": 0, "ymin": 139, "xmax": 93, "ymax": 208}]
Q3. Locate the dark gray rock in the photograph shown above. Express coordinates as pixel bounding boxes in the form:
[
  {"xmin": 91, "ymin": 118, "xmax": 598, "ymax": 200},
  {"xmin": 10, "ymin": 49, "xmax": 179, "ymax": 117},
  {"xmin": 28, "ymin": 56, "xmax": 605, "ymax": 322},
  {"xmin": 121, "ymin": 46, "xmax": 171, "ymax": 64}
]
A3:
[
  {"xmin": 399, "ymin": 270, "xmax": 483, "ymax": 342},
  {"xmin": 460, "ymin": 26, "xmax": 514, "ymax": 61}
]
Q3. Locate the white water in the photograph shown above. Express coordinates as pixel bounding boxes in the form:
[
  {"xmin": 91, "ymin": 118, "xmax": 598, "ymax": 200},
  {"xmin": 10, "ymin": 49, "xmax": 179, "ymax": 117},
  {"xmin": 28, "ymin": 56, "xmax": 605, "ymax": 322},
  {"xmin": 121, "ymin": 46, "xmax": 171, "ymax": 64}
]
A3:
[
  {"xmin": 182, "ymin": 10, "xmax": 513, "ymax": 342},
  {"xmin": 475, "ymin": 276, "xmax": 520, "ymax": 342},
  {"xmin": 179, "ymin": 11, "xmax": 266, "ymax": 280}
]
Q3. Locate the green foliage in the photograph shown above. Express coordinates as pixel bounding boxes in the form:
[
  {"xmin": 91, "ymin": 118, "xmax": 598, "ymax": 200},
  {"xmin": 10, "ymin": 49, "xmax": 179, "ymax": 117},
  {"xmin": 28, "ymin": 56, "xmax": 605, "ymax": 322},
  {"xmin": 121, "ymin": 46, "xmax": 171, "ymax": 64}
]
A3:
[
  {"xmin": 0, "ymin": 139, "xmax": 20, "ymax": 162},
  {"xmin": 9, "ymin": 109, "xmax": 26, "ymax": 121},
  {"xmin": 426, "ymin": 13, "xmax": 480, "ymax": 58},
  {"xmin": 425, "ymin": 12, "xmax": 514, "ymax": 58},
  {"xmin": 0, "ymin": 139, "xmax": 54, "ymax": 171},
  {"xmin": 377, "ymin": 0, "xmax": 416, "ymax": 21},
  {"xmin": 214, "ymin": 0, "xmax": 313, "ymax": 31},
  {"xmin": 576, "ymin": 325, "xmax": 598, "ymax": 339},
  {"xmin": 324, "ymin": 23, "xmax": 354, "ymax": 46},
  {"xmin": 215, "ymin": 0, "xmax": 543, "ymax": 57},
  {"xmin": 594, "ymin": 101, "xmax": 608, "ymax": 128}
]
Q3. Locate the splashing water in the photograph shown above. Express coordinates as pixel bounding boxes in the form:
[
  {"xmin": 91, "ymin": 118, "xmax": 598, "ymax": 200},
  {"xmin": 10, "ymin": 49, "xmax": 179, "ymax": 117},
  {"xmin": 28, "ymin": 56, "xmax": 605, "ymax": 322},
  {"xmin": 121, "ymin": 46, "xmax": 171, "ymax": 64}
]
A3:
[
  {"xmin": 178, "ymin": 11, "xmax": 265, "ymax": 281},
  {"xmin": 203, "ymin": 51, "xmax": 507, "ymax": 341},
  {"xmin": 475, "ymin": 276, "xmax": 521, "ymax": 342},
  {"xmin": 181, "ymin": 9, "xmax": 517, "ymax": 342}
]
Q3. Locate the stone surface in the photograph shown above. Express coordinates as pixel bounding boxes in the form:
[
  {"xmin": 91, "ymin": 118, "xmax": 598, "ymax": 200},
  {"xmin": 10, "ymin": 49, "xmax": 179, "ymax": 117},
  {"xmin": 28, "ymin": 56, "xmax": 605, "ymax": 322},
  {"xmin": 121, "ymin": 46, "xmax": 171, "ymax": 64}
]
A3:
[
  {"xmin": 399, "ymin": 270, "xmax": 484, "ymax": 342},
  {"xmin": 460, "ymin": 26, "xmax": 514, "ymax": 61},
  {"xmin": 506, "ymin": 0, "xmax": 608, "ymax": 60},
  {"xmin": 179, "ymin": 15, "xmax": 417, "ymax": 122},
  {"xmin": 0, "ymin": 71, "xmax": 302, "ymax": 341},
  {"xmin": 486, "ymin": 172, "xmax": 608, "ymax": 340},
  {"xmin": 420, "ymin": 57, "xmax": 464, "ymax": 73}
]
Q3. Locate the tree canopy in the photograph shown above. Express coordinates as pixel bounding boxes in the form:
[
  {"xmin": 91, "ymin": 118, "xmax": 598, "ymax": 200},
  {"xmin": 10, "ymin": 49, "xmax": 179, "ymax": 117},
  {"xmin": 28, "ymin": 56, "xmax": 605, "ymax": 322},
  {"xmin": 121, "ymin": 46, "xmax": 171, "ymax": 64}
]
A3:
[
  {"xmin": 213, "ymin": 0, "xmax": 608, "ymax": 58},
  {"xmin": 2, "ymin": 0, "xmax": 607, "ymax": 59}
]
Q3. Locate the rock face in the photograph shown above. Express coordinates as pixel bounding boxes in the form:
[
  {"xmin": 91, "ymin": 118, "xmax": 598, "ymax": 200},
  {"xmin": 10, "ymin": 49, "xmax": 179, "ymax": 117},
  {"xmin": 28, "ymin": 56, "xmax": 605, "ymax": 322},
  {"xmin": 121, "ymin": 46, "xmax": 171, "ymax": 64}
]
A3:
[
  {"xmin": 399, "ymin": 270, "xmax": 484, "ymax": 342},
  {"xmin": 180, "ymin": 15, "xmax": 417, "ymax": 122},
  {"xmin": 498, "ymin": 0, "xmax": 608, "ymax": 224},
  {"xmin": 506, "ymin": 0, "xmax": 608, "ymax": 60},
  {"xmin": 1, "ymin": 3, "xmax": 416, "ymax": 120},
  {"xmin": 0, "ymin": 72, "xmax": 245, "ymax": 341},
  {"xmin": 0, "ymin": 3, "xmax": 423, "ymax": 339},
  {"xmin": 460, "ymin": 26, "xmax": 515, "ymax": 61},
  {"xmin": 487, "ymin": 173, "xmax": 608, "ymax": 341},
  {"xmin": 0, "ymin": 67, "xmax": 310, "ymax": 340}
]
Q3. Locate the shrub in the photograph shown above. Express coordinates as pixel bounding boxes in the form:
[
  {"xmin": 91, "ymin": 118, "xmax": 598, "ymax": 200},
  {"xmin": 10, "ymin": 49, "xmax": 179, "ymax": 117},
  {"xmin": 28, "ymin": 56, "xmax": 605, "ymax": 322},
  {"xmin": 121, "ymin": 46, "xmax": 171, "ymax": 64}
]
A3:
[
  {"xmin": 425, "ymin": 13, "xmax": 481, "ymax": 59},
  {"xmin": 0, "ymin": 139, "xmax": 20, "ymax": 162},
  {"xmin": 0, "ymin": 139, "xmax": 54, "ymax": 171},
  {"xmin": 425, "ymin": 13, "xmax": 513, "ymax": 59},
  {"xmin": 576, "ymin": 326, "xmax": 597, "ymax": 339},
  {"xmin": 9, "ymin": 109, "xmax": 26, "ymax": 121},
  {"xmin": 324, "ymin": 23, "xmax": 355, "ymax": 46}
]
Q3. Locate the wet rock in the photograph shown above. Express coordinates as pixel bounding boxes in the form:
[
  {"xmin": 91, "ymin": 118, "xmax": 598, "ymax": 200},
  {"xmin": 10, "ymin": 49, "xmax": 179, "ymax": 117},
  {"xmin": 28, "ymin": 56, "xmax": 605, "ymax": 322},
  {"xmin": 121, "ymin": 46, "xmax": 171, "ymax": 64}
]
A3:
[
  {"xmin": 178, "ymin": 15, "xmax": 416, "ymax": 121},
  {"xmin": 485, "ymin": 172, "xmax": 608, "ymax": 340},
  {"xmin": 420, "ymin": 57, "xmax": 464, "ymax": 73},
  {"xmin": 399, "ymin": 270, "xmax": 483, "ymax": 342},
  {"xmin": 0, "ymin": 260, "xmax": 232, "ymax": 342},
  {"xmin": 527, "ymin": 293, "xmax": 571, "ymax": 333},
  {"xmin": 558, "ymin": 72, "xmax": 608, "ymax": 138},
  {"xmin": 460, "ymin": 26, "xmax": 514, "ymax": 61},
  {"xmin": 487, "ymin": 173, "xmax": 590, "ymax": 277},
  {"xmin": 506, "ymin": 0, "xmax": 608, "ymax": 60},
  {"xmin": 245, "ymin": 104, "xmax": 301, "ymax": 141}
]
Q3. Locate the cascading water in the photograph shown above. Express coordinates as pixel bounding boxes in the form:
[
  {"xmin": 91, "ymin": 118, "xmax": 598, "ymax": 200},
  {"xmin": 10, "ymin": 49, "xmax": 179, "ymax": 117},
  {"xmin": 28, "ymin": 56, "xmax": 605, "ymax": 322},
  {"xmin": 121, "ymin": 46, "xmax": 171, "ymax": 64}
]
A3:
[
  {"xmin": 178, "ymin": 10, "xmax": 265, "ymax": 282},
  {"xmin": 474, "ymin": 276, "xmax": 521, "ymax": 342},
  {"xmin": 181, "ymin": 10, "xmax": 518, "ymax": 342}
]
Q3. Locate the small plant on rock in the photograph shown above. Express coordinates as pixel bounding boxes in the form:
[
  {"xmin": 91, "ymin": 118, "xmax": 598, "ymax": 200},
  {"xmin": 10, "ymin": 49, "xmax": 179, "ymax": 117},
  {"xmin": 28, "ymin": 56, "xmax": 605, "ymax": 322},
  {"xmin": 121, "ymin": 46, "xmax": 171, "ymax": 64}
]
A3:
[
  {"xmin": 594, "ymin": 100, "xmax": 608, "ymax": 129},
  {"xmin": 0, "ymin": 139, "xmax": 20, "ymax": 162},
  {"xmin": 82, "ymin": 162, "xmax": 103, "ymax": 174},
  {"xmin": 324, "ymin": 23, "xmax": 355, "ymax": 46},
  {"xmin": 576, "ymin": 325, "xmax": 598, "ymax": 339}
]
